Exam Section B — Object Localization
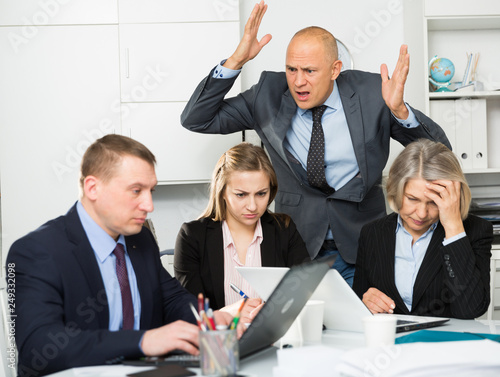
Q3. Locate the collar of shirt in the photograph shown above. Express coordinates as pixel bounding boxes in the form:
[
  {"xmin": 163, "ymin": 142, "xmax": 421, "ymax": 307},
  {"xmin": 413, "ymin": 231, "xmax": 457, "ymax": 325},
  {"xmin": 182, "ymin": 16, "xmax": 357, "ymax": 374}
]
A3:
[
  {"xmin": 76, "ymin": 201, "xmax": 126, "ymax": 261},
  {"xmin": 222, "ymin": 219, "xmax": 263, "ymax": 250}
]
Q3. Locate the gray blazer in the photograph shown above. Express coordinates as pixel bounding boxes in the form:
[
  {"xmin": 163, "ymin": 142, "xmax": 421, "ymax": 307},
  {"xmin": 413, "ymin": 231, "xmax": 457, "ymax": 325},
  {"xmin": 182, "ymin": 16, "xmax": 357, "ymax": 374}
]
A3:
[{"xmin": 181, "ymin": 68, "xmax": 450, "ymax": 263}]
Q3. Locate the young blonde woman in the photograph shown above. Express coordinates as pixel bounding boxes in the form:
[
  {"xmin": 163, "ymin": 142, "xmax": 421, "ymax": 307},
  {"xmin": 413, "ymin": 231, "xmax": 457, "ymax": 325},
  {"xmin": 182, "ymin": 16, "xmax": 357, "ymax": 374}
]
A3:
[
  {"xmin": 174, "ymin": 143, "xmax": 310, "ymax": 319},
  {"xmin": 353, "ymin": 139, "xmax": 493, "ymax": 319}
]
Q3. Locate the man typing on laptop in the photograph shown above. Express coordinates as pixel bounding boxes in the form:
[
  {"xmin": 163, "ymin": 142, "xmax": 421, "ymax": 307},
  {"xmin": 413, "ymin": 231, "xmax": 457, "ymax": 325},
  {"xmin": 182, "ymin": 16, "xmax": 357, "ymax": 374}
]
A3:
[{"xmin": 7, "ymin": 135, "xmax": 236, "ymax": 377}]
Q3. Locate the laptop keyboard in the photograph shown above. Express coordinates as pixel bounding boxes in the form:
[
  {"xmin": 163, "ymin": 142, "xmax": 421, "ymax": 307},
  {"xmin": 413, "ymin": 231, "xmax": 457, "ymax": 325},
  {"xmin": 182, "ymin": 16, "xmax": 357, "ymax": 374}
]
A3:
[
  {"xmin": 123, "ymin": 354, "xmax": 200, "ymax": 368},
  {"xmin": 396, "ymin": 319, "xmax": 417, "ymax": 325}
]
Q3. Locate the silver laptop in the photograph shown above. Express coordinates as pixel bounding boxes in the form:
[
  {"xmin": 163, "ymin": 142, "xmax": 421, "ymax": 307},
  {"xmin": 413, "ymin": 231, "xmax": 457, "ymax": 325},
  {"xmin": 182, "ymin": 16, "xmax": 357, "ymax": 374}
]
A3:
[
  {"xmin": 236, "ymin": 266, "xmax": 290, "ymax": 301},
  {"xmin": 238, "ymin": 255, "xmax": 337, "ymax": 357},
  {"xmin": 311, "ymin": 269, "xmax": 449, "ymax": 333}
]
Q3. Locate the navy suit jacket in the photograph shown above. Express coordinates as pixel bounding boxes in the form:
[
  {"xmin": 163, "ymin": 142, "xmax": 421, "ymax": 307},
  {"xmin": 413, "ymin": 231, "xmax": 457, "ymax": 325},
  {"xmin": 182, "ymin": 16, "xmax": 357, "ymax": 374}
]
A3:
[
  {"xmin": 173, "ymin": 211, "xmax": 310, "ymax": 309},
  {"xmin": 7, "ymin": 204, "xmax": 197, "ymax": 376},
  {"xmin": 181, "ymin": 68, "xmax": 451, "ymax": 263},
  {"xmin": 353, "ymin": 213, "xmax": 493, "ymax": 318}
]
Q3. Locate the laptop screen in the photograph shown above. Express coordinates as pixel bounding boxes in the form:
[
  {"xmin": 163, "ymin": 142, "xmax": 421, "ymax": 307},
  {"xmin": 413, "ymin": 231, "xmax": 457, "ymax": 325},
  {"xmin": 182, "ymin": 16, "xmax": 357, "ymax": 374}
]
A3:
[{"xmin": 239, "ymin": 255, "xmax": 336, "ymax": 358}]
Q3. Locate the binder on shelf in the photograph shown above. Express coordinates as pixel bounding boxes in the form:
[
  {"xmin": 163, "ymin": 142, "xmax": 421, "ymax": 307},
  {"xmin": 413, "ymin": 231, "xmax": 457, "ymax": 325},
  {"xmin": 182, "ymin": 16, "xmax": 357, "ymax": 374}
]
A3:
[{"xmin": 429, "ymin": 98, "xmax": 487, "ymax": 170}]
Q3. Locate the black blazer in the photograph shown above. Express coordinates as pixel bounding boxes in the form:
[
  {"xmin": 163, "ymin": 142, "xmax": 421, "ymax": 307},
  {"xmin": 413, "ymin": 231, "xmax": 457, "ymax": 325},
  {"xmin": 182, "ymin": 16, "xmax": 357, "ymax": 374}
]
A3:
[
  {"xmin": 174, "ymin": 211, "xmax": 310, "ymax": 309},
  {"xmin": 7, "ymin": 204, "xmax": 197, "ymax": 376},
  {"xmin": 353, "ymin": 213, "xmax": 493, "ymax": 318}
]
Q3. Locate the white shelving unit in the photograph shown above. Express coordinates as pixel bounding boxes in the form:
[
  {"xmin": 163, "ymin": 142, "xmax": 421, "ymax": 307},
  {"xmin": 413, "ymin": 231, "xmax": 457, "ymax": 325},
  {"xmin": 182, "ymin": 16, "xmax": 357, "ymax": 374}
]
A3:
[
  {"xmin": 404, "ymin": 2, "xmax": 500, "ymax": 317},
  {"xmin": 421, "ymin": 1, "xmax": 500, "ymax": 173}
]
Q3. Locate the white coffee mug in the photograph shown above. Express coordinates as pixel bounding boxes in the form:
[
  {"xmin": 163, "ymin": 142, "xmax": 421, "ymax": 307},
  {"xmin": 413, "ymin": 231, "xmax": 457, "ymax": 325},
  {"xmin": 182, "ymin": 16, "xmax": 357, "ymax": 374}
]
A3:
[
  {"xmin": 299, "ymin": 300, "xmax": 325, "ymax": 343},
  {"xmin": 362, "ymin": 314, "xmax": 397, "ymax": 347}
]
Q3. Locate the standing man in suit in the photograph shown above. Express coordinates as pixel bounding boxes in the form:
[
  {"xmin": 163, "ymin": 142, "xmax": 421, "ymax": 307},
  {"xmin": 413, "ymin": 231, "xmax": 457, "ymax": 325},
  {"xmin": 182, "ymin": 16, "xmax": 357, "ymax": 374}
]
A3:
[
  {"xmin": 7, "ymin": 135, "xmax": 232, "ymax": 377},
  {"xmin": 181, "ymin": 1, "xmax": 450, "ymax": 286}
]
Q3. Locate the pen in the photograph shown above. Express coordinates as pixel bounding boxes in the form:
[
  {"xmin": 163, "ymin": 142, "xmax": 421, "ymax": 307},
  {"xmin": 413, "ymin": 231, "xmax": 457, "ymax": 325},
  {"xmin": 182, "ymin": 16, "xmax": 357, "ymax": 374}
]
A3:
[
  {"xmin": 230, "ymin": 297, "xmax": 248, "ymax": 330},
  {"xmin": 200, "ymin": 310, "xmax": 214, "ymax": 331},
  {"xmin": 198, "ymin": 293, "xmax": 204, "ymax": 314},
  {"xmin": 206, "ymin": 308, "xmax": 217, "ymax": 329},
  {"xmin": 205, "ymin": 297, "xmax": 210, "ymax": 313},
  {"xmin": 189, "ymin": 302, "xmax": 207, "ymax": 331},
  {"xmin": 230, "ymin": 283, "xmax": 249, "ymax": 299}
]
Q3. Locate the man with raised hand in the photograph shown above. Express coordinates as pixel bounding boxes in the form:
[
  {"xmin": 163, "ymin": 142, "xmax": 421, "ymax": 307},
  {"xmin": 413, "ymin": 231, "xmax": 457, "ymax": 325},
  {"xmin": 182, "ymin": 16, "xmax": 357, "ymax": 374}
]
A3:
[{"xmin": 181, "ymin": 1, "xmax": 450, "ymax": 286}]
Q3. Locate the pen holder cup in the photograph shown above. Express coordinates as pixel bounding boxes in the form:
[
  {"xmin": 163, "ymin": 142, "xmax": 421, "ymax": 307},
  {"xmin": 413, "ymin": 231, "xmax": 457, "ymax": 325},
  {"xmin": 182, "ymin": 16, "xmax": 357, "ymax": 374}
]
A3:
[{"xmin": 199, "ymin": 329, "xmax": 239, "ymax": 376}]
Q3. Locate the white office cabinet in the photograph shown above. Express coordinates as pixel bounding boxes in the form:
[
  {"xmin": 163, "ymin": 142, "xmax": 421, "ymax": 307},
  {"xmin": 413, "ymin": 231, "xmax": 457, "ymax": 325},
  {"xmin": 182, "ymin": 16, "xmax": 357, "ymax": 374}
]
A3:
[
  {"xmin": 424, "ymin": 0, "xmax": 500, "ymax": 17},
  {"xmin": 0, "ymin": 3, "xmax": 243, "ymax": 263},
  {"xmin": 118, "ymin": 0, "xmax": 239, "ymax": 23},
  {"xmin": 121, "ymin": 103, "xmax": 242, "ymax": 184},
  {"xmin": 0, "ymin": 25, "xmax": 121, "ymax": 259},
  {"xmin": 0, "ymin": 0, "xmax": 118, "ymax": 25},
  {"xmin": 119, "ymin": 22, "xmax": 241, "ymax": 102}
]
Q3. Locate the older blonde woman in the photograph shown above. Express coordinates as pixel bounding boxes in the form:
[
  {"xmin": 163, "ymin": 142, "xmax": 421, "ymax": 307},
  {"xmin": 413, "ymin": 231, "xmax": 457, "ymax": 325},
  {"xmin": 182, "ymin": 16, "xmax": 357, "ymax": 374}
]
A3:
[{"xmin": 353, "ymin": 139, "xmax": 492, "ymax": 319}]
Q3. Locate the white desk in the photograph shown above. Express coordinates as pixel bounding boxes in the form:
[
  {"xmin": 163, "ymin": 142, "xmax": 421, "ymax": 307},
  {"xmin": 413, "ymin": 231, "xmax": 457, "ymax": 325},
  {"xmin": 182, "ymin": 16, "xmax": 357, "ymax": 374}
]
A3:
[{"xmin": 45, "ymin": 319, "xmax": 500, "ymax": 377}]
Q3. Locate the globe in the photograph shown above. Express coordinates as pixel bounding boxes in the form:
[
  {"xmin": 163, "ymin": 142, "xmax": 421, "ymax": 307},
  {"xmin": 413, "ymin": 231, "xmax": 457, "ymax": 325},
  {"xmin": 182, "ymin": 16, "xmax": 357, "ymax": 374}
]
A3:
[{"xmin": 429, "ymin": 56, "xmax": 455, "ymax": 91}]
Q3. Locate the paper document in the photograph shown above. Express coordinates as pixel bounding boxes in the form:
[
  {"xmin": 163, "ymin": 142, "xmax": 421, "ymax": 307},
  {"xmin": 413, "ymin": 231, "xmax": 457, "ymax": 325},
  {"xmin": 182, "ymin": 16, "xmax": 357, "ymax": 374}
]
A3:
[{"xmin": 336, "ymin": 339, "xmax": 500, "ymax": 377}]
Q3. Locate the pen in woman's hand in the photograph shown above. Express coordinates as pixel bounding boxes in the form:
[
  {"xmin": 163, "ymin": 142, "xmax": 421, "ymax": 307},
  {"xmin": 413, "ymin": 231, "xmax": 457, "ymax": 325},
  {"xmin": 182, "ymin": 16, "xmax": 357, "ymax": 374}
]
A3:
[
  {"xmin": 230, "ymin": 283, "xmax": 249, "ymax": 299},
  {"xmin": 230, "ymin": 297, "xmax": 248, "ymax": 330}
]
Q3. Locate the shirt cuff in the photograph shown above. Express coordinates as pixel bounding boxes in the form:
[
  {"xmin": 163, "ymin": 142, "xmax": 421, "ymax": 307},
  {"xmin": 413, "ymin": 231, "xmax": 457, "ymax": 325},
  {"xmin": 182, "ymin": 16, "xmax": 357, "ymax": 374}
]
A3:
[
  {"xmin": 392, "ymin": 103, "xmax": 419, "ymax": 129},
  {"xmin": 442, "ymin": 232, "xmax": 466, "ymax": 246},
  {"xmin": 212, "ymin": 60, "xmax": 241, "ymax": 79}
]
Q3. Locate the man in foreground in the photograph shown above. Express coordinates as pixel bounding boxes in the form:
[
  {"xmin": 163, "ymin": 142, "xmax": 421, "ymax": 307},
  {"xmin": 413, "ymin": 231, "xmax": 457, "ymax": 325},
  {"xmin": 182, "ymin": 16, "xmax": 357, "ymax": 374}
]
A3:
[{"xmin": 7, "ymin": 134, "xmax": 232, "ymax": 376}]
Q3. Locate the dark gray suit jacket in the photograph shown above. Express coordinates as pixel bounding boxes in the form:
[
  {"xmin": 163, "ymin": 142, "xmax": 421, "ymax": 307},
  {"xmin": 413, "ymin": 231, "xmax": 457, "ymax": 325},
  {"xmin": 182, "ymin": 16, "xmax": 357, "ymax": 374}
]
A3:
[
  {"xmin": 7, "ymin": 204, "xmax": 197, "ymax": 376},
  {"xmin": 353, "ymin": 213, "xmax": 492, "ymax": 318},
  {"xmin": 173, "ymin": 211, "xmax": 310, "ymax": 310},
  {"xmin": 181, "ymin": 68, "xmax": 451, "ymax": 263}
]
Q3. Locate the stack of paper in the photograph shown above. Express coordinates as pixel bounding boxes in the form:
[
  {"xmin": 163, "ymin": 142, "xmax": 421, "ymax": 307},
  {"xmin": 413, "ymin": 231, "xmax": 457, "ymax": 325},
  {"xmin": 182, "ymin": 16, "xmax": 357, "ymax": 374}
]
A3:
[
  {"xmin": 336, "ymin": 339, "xmax": 500, "ymax": 377},
  {"xmin": 273, "ymin": 345, "xmax": 344, "ymax": 377}
]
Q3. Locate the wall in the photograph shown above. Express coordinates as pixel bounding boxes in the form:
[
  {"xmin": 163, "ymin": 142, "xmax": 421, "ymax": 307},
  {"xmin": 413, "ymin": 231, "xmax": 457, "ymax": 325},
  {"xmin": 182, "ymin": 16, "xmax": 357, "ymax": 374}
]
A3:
[{"xmin": 0, "ymin": 0, "xmax": 408, "ymax": 263}]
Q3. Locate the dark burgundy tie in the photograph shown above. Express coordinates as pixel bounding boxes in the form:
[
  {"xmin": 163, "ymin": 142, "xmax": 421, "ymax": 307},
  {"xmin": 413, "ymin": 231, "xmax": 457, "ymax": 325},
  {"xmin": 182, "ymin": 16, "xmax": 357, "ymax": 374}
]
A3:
[
  {"xmin": 307, "ymin": 105, "xmax": 335, "ymax": 195},
  {"xmin": 113, "ymin": 243, "xmax": 134, "ymax": 330}
]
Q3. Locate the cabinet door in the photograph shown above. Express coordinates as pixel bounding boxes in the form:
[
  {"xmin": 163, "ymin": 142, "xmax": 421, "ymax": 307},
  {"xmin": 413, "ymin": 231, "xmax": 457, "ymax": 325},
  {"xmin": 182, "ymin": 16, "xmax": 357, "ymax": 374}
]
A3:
[
  {"xmin": 0, "ymin": 0, "xmax": 118, "ymax": 25},
  {"xmin": 424, "ymin": 0, "xmax": 500, "ymax": 17},
  {"xmin": 118, "ymin": 0, "xmax": 238, "ymax": 23},
  {"xmin": 122, "ymin": 103, "xmax": 242, "ymax": 183},
  {"xmin": 119, "ymin": 22, "xmax": 241, "ymax": 102},
  {"xmin": 0, "ymin": 25, "xmax": 120, "ymax": 257}
]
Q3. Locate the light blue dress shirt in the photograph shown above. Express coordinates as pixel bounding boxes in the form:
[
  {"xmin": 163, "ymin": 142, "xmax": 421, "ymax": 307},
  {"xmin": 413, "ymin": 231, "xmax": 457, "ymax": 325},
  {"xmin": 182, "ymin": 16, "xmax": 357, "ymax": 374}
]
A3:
[
  {"xmin": 76, "ymin": 201, "xmax": 141, "ymax": 330},
  {"xmin": 394, "ymin": 215, "xmax": 466, "ymax": 311},
  {"xmin": 284, "ymin": 83, "xmax": 358, "ymax": 190}
]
